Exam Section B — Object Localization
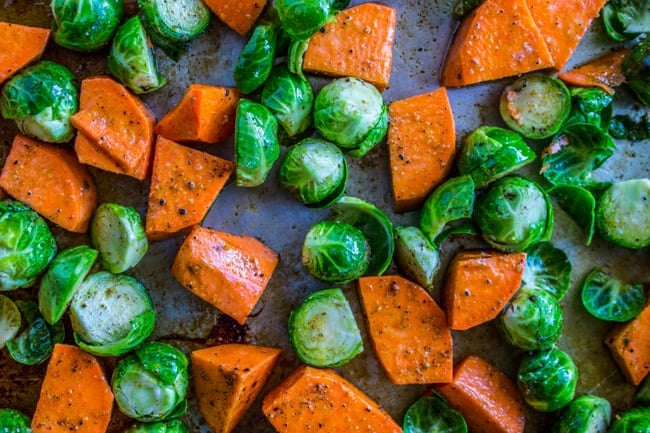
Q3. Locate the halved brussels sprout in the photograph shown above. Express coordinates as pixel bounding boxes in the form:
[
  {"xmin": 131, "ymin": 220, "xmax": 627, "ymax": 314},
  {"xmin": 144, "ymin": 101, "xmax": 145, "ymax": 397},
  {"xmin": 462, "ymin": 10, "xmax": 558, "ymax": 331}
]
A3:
[
  {"xmin": 6, "ymin": 300, "xmax": 64, "ymax": 365},
  {"xmin": 124, "ymin": 420, "xmax": 189, "ymax": 433},
  {"xmin": 90, "ymin": 203, "xmax": 148, "ymax": 274},
  {"xmin": 521, "ymin": 241, "xmax": 571, "ymax": 301},
  {"xmin": 0, "ymin": 200, "xmax": 57, "ymax": 291},
  {"xmin": 108, "ymin": 16, "xmax": 167, "ymax": 94},
  {"xmin": 0, "ymin": 61, "xmax": 78, "ymax": 143},
  {"xmin": 234, "ymin": 22, "xmax": 278, "ymax": 94},
  {"xmin": 457, "ymin": 126, "xmax": 535, "ymax": 188},
  {"xmin": 262, "ymin": 65, "xmax": 314, "ymax": 136},
  {"xmin": 276, "ymin": 0, "xmax": 332, "ymax": 40},
  {"xmin": 549, "ymin": 185, "xmax": 596, "ymax": 246},
  {"xmin": 581, "ymin": 268, "xmax": 645, "ymax": 322},
  {"xmin": 474, "ymin": 176, "xmax": 553, "ymax": 252},
  {"xmin": 288, "ymin": 288, "xmax": 363, "ymax": 367},
  {"xmin": 403, "ymin": 393, "xmax": 468, "ymax": 433},
  {"xmin": 51, "ymin": 0, "xmax": 124, "ymax": 51},
  {"xmin": 419, "ymin": 175, "xmax": 475, "ymax": 244},
  {"xmin": 393, "ymin": 226, "xmax": 440, "ymax": 292},
  {"xmin": 70, "ymin": 272, "xmax": 155, "ymax": 356},
  {"xmin": 607, "ymin": 407, "xmax": 650, "ymax": 433},
  {"xmin": 596, "ymin": 178, "xmax": 650, "ymax": 249},
  {"xmin": 138, "ymin": 0, "xmax": 211, "ymax": 60},
  {"xmin": 0, "ymin": 408, "xmax": 31, "ymax": 433},
  {"xmin": 0, "ymin": 294, "xmax": 20, "ymax": 349},
  {"xmin": 112, "ymin": 341, "xmax": 189, "ymax": 422},
  {"xmin": 517, "ymin": 348, "xmax": 578, "ymax": 412},
  {"xmin": 302, "ymin": 220, "xmax": 369, "ymax": 284},
  {"xmin": 602, "ymin": 0, "xmax": 650, "ymax": 41},
  {"xmin": 278, "ymin": 138, "xmax": 347, "ymax": 208},
  {"xmin": 563, "ymin": 87, "xmax": 613, "ymax": 130},
  {"xmin": 550, "ymin": 395, "xmax": 612, "ymax": 433}
]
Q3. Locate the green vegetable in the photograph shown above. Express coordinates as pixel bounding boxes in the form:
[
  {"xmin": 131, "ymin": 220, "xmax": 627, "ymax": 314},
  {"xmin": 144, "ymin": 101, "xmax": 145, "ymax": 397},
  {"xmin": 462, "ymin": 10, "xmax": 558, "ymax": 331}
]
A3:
[
  {"xmin": 112, "ymin": 341, "xmax": 189, "ymax": 422},
  {"xmin": 288, "ymin": 288, "xmax": 363, "ymax": 367},
  {"xmin": 420, "ymin": 175, "xmax": 475, "ymax": 243},
  {"xmin": 403, "ymin": 393, "xmax": 468, "ymax": 433},
  {"xmin": 609, "ymin": 113, "xmax": 650, "ymax": 140},
  {"xmin": 500, "ymin": 73, "xmax": 571, "ymax": 139},
  {"xmin": 607, "ymin": 407, "xmax": 650, "ymax": 432},
  {"xmin": 549, "ymin": 185, "xmax": 597, "ymax": 246},
  {"xmin": 0, "ymin": 294, "xmax": 21, "ymax": 349},
  {"xmin": 0, "ymin": 200, "xmax": 57, "ymax": 291},
  {"xmin": 288, "ymin": 39, "xmax": 309, "ymax": 78},
  {"xmin": 457, "ymin": 126, "xmax": 535, "ymax": 188},
  {"xmin": 138, "ymin": 0, "xmax": 211, "ymax": 60},
  {"xmin": 51, "ymin": 0, "xmax": 123, "ymax": 51},
  {"xmin": 234, "ymin": 22, "xmax": 278, "ymax": 94},
  {"xmin": 330, "ymin": 196, "xmax": 394, "ymax": 276},
  {"xmin": 302, "ymin": 220, "xmax": 369, "ymax": 284},
  {"xmin": 393, "ymin": 226, "xmax": 440, "ymax": 292},
  {"xmin": 596, "ymin": 178, "xmax": 650, "ymax": 249},
  {"xmin": 278, "ymin": 138, "xmax": 348, "ymax": 208},
  {"xmin": 90, "ymin": 203, "xmax": 148, "ymax": 274},
  {"xmin": 602, "ymin": 0, "xmax": 650, "ymax": 41},
  {"xmin": 276, "ymin": 0, "xmax": 332, "ymax": 40},
  {"xmin": 474, "ymin": 176, "xmax": 553, "ymax": 252},
  {"xmin": 38, "ymin": 245, "xmax": 98, "ymax": 325},
  {"xmin": 70, "ymin": 272, "xmax": 155, "ymax": 356},
  {"xmin": 453, "ymin": 0, "xmax": 485, "ymax": 17},
  {"xmin": 551, "ymin": 394, "xmax": 612, "ymax": 433},
  {"xmin": 108, "ymin": 15, "xmax": 167, "ymax": 94},
  {"xmin": 517, "ymin": 348, "xmax": 578, "ymax": 412},
  {"xmin": 636, "ymin": 375, "xmax": 650, "ymax": 405},
  {"xmin": 6, "ymin": 300, "xmax": 64, "ymax": 365},
  {"xmin": 433, "ymin": 222, "xmax": 479, "ymax": 246},
  {"xmin": 124, "ymin": 420, "xmax": 189, "ymax": 433},
  {"xmin": 0, "ymin": 61, "xmax": 78, "ymax": 143},
  {"xmin": 0, "ymin": 408, "xmax": 31, "ymax": 433},
  {"xmin": 563, "ymin": 87, "xmax": 613, "ymax": 130},
  {"xmin": 521, "ymin": 241, "xmax": 571, "ymax": 301},
  {"xmin": 347, "ymin": 104, "xmax": 388, "ymax": 158},
  {"xmin": 235, "ymin": 99, "xmax": 280, "ymax": 187},
  {"xmin": 330, "ymin": 0, "xmax": 350, "ymax": 11},
  {"xmin": 261, "ymin": 64, "xmax": 314, "ymax": 136},
  {"xmin": 581, "ymin": 268, "xmax": 645, "ymax": 322}
]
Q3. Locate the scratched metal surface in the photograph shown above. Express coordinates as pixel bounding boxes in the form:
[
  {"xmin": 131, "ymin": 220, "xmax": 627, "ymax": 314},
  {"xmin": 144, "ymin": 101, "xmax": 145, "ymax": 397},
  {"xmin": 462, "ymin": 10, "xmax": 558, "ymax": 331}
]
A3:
[{"xmin": 0, "ymin": 0, "xmax": 649, "ymax": 432}]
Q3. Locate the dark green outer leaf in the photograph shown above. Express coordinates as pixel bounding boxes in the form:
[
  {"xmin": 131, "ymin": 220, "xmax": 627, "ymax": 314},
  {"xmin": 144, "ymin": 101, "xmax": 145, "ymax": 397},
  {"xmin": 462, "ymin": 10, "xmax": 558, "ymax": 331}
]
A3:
[
  {"xmin": 420, "ymin": 175, "xmax": 475, "ymax": 244},
  {"xmin": 234, "ymin": 23, "xmax": 278, "ymax": 94},
  {"xmin": 607, "ymin": 407, "xmax": 650, "ymax": 433},
  {"xmin": 276, "ymin": 0, "xmax": 332, "ymax": 40},
  {"xmin": 521, "ymin": 241, "xmax": 571, "ymax": 300},
  {"xmin": 0, "ymin": 408, "xmax": 31, "ymax": 433},
  {"xmin": 347, "ymin": 104, "xmax": 389, "ymax": 158},
  {"xmin": 563, "ymin": 87, "xmax": 613, "ymax": 130},
  {"xmin": 6, "ymin": 300, "xmax": 64, "ymax": 365},
  {"xmin": 550, "ymin": 394, "xmax": 611, "ymax": 433},
  {"xmin": 549, "ymin": 185, "xmax": 596, "ymax": 246},
  {"xmin": 51, "ymin": 0, "xmax": 124, "ymax": 51},
  {"xmin": 623, "ymin": 37, "xmax": 650, "ymax": 106},
  {"xmin": 403, "ymin": 393, "xmax": 468, "ymax": 433},
  {"xmin": 581, "ymin": 267, "xmax": 646, "ymax": 322},
  {"xmin": 261, "ymin": 65, "xmax": 314, "ymax": 136}
]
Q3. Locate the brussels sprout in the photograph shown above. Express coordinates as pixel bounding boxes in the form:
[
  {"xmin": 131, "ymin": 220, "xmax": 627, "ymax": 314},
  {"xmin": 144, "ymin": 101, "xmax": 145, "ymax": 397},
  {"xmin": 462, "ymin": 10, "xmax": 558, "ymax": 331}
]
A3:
[
  {"xmin": 347, "ymin": 104, "xmax": 388, "ymax": 158},
  {"xmin": 0, "ymin": 200, "xmax": 57, "ymax": 291},
  {"xmin": 419, "ymin": 175, "xmax": 475, "ymax": 244},
  {"xmin": 607, "ymin": 407, "xmax": 650, "ymax": 433},
  {"xmin": 330, "ymin": 0, "xmax": 350, "ymax": 11},
  {"xmin": 235, "ymin": 99, "xmax": 280, "ymax": 187},
  {"xmin": 138, "ymin": 0, "xmax": 211, "ymax": 60},
  {"xmin": 0, "ymin": 295, "xmax": 20, "ymax": 349},
  {"xmin": 551, "ymin": 395, "xmax": 612, "ymax": 433},
  {"xmin": 602, "ymin": 0, "xmax": 650, "ymax": 41},
  {"xmin": 38, "ymin": 245, "xmax": 98, "ymax": 325},
  {"xmin": 596, "ymin": 178, "xmax": 650, "ymax": 249},
  {"xmin": 112, "ymin": 341, "xmax": 189, "ymax": 422},
  {"xmin": 234, "ymin": 22, "xmax": 278, "ymax": 94},
  {"xmin": 453, "ymin": 0, "xmax": 485, "ymax": 17},
  {"xmin": 609, "ymin": 113, "xmax": 650, "ymax": 141},
  {"xmin": 278, "ymin": 138, "xmax": 347, "ymax": 207},
  {"xmin": 500, "ymin": 288, "xmax": 563, "ymax": 351},
  {"xmin": 276, "ymin": 0, "xmax": 332, "ymax": 40},
  {"xmin": 124, "ymin": 420, "xmax": 189, "ymax": 433},
  {"xmin": 540, "ymin": 123, "xmax": 616, "ymax": 190},
  {"xmin": 108, "ymin": 16, "xmax": 166, "ymax": 94},
  {"xmin": 433, "ymin": 222, "xmax": 479, "ymax": 246},
  {"xmin": 521, "ymin": 241, "xmax": 571, "ymax": 301},
  {"xmin": 500, "ymin": 74, "xmax": 571, "ymax": 139},
  {"xmin": 581, "ymin": 268, "xmax": 645, "ymax": 322},
  {"xmin": 636, "ymin": 375, "xmax": 650, "ymax": 405},
  {"xmin": 70, "ymin": 272, "xmax": 155, "ymax": 356},
  {"xmin": 302, "ymin": 220, "xmax": 369, "ymax": 284},
  {"xmin": 90, "ymin": 203, "xmax": 148, "ymax": 274},
  {"xmin": 6, "ymin": 300, "xmax": 64, "ymax": 365},
  {"xmin": 474, "ymin": 176, "xmax": 553, "ymax": 252},
  {"xmin": 563, "ymin": 87, "xmax": 613, "ymax": 130},
  {"xmin": 330, "ymin": 196, "xmax": 394, "ymax": 276},
  {"xmin": 0, "ymin": 408, "xmax": 31, "ymax": 433},
  {"xmin": 458, "ymin": 126, "xmax": 535, "ymax": 188},
  {"xmin": 288, "ymin": 38, "xmax": 309, "ymax": 78},
  {"xmin": 0, "ymin": 61, "xmax": 78, "ymax": 143},
  {"xmin": 549, "ymin": 185, "xmax": 597, "ymax": 246},
  {"xmin": 394, "ymin": 226, "xmax": 440, "ymax": 292},
  {"xmin": 517, "ymin": 348, "xmax": 578, "ymax": 412},
  {"xmin": 313, "ymin": 78, "xmax": 387, "ymax": 153},
  {"xmin": 403, "ymin": 393, "xmax": 468, "ymax": 433},
  {"xmin": 51, "ymin": 0, "xmax": 123, "ymax": 51},
  {"xmin": 288, "ymin": 288, "xmax": 363, "ymax": 367},
  {"xmin": 261, "ymin": 65, "xmax": 314, "ymax": 136}
]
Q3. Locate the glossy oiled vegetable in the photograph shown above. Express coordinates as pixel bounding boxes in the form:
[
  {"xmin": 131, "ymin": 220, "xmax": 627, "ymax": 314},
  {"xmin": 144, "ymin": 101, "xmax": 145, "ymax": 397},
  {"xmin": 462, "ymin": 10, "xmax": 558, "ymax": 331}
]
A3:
[
  {"xmin": 520, "ymin": 241, "xmax": 571, "ymax": 300},
  {"xmin": 562, "ymin": 87, "xmax": 613, "ymax": 129},
  {"xmin": 261, "ymin": 65, "xmax": 314, "ymax": 136},
  {"xmin": 124, "ymin": 420, "xmax": 189, "ymax": 433},
  {"xmin": 549, "ymin": 185, "xmax": 597, "ymax": 245},
  {"xmin": 234, "ymin": 23, "xmax": 277, "ymax": 95},
  {"xmin": 602, "ymin": 0, "xmax": 650, "ymax": 41},
  {"xmin": 0, "ymin": 22, "xmax": 50, "ymax": 85},
  {"xmin": 596, "ymin": 179, "xmax": 650, "ymax": 249},
  {"xmin": 550, "ymin": 394, "xmax": 611, "ymax": 433},
  {"xmin": 609, "ymin": 113, "xmax": 650, "ymax": 141},
  {"xmin": 607, "ymin": 407, "xmax": 650, "ymax": 432},
  {"xmin": 6, "ymin": 300, "xmax": 64, "ymax": 365},
  {"xmin": 622, "ymin": 33, "xmax": 650, "ymax": 106},
  {"xmin": 201, "ymin": 0, "xmax": 266, "ymax": 35},
  {"xmin": 393, "ymin": 226, "xmax": 440, "ymax": 292},
  {"xmin": 419, "ymin": 175, "xmax": 475, "ymax": 244},
  {"xmin": 51, "ymin": 0, "xmax": 123, "ymax": 51},
  {"xmin": 276, "ymin": 0, "xmax": 332, "ymax": 40},
  {"xmin": 403, "ymin": 393, "xmax": 467, "ymax": 433},
  {"xmin": 0, "ymin": 408, "xmax": 31, "ymax": 433},
  {"xmin": 289, "ymin": 288, "xmax": 363, "ymax": 368},
  {"xmin": 581, "ymin": 268, "xmax": 646, "ymax": 322},
  {"xmin": 0, "ymin": 294, "xmax": 20, "ymax": 348},
  {"xmin": 559, "ymin": 49, "xmax": 629, "ymax": 95}
]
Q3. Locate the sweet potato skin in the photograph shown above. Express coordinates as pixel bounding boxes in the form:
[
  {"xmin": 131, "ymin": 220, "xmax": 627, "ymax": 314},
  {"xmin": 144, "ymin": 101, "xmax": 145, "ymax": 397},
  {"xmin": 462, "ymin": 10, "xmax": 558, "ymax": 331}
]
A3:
[
  {"xmin": 558, "ymin": 49, "xmax": 629, "ymax": 94},
  {"xmin": 0, "ymin": 22, "xmax": 50, "ymax": 84},
  {"xmin": 387, "ymin": 88, "xmax": 456, "ymax": 213},
  {"xmin": 202, "ymin": 0, "xmax": 267, "ymax": 35},
  {"xmin": 262, "ymin": 365, "xmax": 402, "ymax": 433}
]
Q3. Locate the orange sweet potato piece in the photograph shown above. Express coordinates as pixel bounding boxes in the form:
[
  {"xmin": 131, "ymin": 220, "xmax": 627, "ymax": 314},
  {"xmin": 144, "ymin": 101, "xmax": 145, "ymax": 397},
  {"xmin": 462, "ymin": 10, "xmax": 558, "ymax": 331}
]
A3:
[
  {"xmin": 358, "ymin": 275, "xmax": 453, "ymax": 385},
  {"xmin": 435, "ymin": 356, "xmax": 525, "ymax": 433},
  {"xmin": 443, "ymin": 250, "xmax": 526, "ymax": 330},
  {"xmin": 202, "ymin": 0, "xmax": 267, "ymax": 35},
  {"xmin": 441, "ymin": 0, "xmax": 554, "ymax": 87},
  {"xmin": 387, "ymin": 88, "xmax": 456, "ymax": 213},
  {"xmin": 155, "ymin": 85, "xmax": 240, "ymax": 144},
  {"xmin": 191, "ymin": 344, "xmax": 281, "ymax": 433},
  {"xmin": 0, "ymin": 135, "xmax": 98, "ymax": 233},
  {"xmin": 31, "ymin": 344, "xmax": 113, "ymax": 433},
  {"xmin": 262, "ymin": 365, "xmax": 402, "ymax": 433},
  {"xmin": 171, "ymin": 226, "xmax": 279, "ymax": 324},
  {"xmin": 605, "ymin": 295, "xmax": 650, "ymax": 385},
  {"xmin": 303, "ymin": 3, "xmax": 396, "ymax": 90},
  {"xmin": 74, "ymin": 132, "xmax": 150, "ymax": 180},
  {"xmin": 0, "ymin": 22, "xmax": 50, "ymax": 84},
  {"xmin": 527, "ymin": 0, "xmax": 608, "ymax": 70},
  {"xmin": 145, "ymin": 136, "xmax": 234, "ymax": 240},
  {"xmin": 559, "ymin": 48, "xmax": 629, "ymax": 95}
]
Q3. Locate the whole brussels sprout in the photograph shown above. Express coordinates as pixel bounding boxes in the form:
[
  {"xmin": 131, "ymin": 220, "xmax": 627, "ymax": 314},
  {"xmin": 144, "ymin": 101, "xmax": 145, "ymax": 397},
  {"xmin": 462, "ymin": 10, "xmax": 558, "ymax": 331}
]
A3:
[
  {"xmin": 261, "ymin": 64, "xmax": 314, "ymax": 136},
  {"xmin": 0, "ymin": 200, "xmax": 57, "ymax": 291},
  {"xmin": 51, "ymin": 0, "xmax": 124, "ymax": 51},
  {"xmin": 0, "ymin": 61, "xmax": 78, "ymax": 143},
  {"xmin": 0, "ymin": 408, "xmax": 31, "ymax": 433},
  {"xmin": 517, "ymin": 348, "xmax": 578, "ymax": 412},
  {"xmin": 551, "ymin": 394, "xmax": 611, "ymax": 433},
  {"xmin": 607, "ymin": 407, "xmax": 650, "ymax": 433},
  {"xmin": 112, "ymin": 341, "xmax": 189, "ymax": 422},
  {"xmin": 276, "ymin": 0, "xmax": 332, "ymax": 40},
  {"xmin": 124, "ymin": 419, "xmax": 189, "ymax": 433}
]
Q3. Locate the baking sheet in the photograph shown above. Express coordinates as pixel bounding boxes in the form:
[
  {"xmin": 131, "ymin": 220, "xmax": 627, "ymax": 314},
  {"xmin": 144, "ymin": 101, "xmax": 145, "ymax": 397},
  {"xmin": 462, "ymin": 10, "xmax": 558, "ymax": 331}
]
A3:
[{"xmin": 0, "ymin": 0, "xmax": 649, "ymax": 432}]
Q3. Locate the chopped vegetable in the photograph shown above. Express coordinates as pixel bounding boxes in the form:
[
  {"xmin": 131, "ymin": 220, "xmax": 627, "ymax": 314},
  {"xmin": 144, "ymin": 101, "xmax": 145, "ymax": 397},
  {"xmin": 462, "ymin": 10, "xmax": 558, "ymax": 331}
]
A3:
[
  {"xmin": 234, "ymin": 22, "xmax": 277, "ymax": 94},
  {"xmin": 6, "ymin": 300, "xmax": 64, "ymax": 365},
  {"xmin": 276, "ymin": 0, "xmax": 331, "ymax": 40},
  {"xmin": 558, "ymin": 49, "xmax": 629, "ymax": 94},
  {"xmin": 51, "ymin": 0, "xmax": 123, "ymax": 51},
  {"xmin": 550, "ymin": 394, "xmax": 611, "ymax": 433},
  {"xmin": 623, "ymin": 37, "xmax": 650, "ymax": 106},
  {"xmin": 124, "ymin": 420, "xmax": 189, "ymax": 433},
  {"xmin": 261, "ymin": 64, "xmax": 314, "ymax": 136},
  {"xmin": 201, "ymin": 0, "xmax": 267, "ymax": 35},
  {"xmin": 393, "ymin": 226, "xmax": 440, "ymax": 292},
  {"xmin": 419, "ymin": 175, "xmax": 475, "ymax": 244},
  {"xmin": 0, "ymin": 408, "xmax": 31, "ymax": 433},
  {"xmin": 602, "ymin": 0, "xmax": 650, "ymax": 41},
  {"xmin": 607, "ymin": 407, "xmax": 650, "ymax": 432},
  {"xmin": 549, "ymin": 184, "xmax": 597, "ymax": 245},
  {"xmin": 74, "ymin": 131, "xmax": 150, "ymax": 180},
  {"xmin": 563, "ymin": 86, "xmax": 614, "ymax": 130},
  {"xmin": 0, "ymin": 22, "xmax": 50, "ymax": 85},
  {"xmin": 520, "ymin": 241, "xmax": 571, "ymax": 300},
  {"xmin": 0, "ymin": 294, "xmax": 20, "ymax": 348},
  {"xmin": 453, "ymin": 0, "xmax": 485, "ymax": 17},
  {"xmin": 595, "ymin": 179, "xmax": 650, "ymax": 249},
  {"xmin": 403, "ymin": 393, "xmax": 468, "ymax": 433},
  {"xmin": 581, "ymin": 268, "xmax": 645, "ymax": 322}
]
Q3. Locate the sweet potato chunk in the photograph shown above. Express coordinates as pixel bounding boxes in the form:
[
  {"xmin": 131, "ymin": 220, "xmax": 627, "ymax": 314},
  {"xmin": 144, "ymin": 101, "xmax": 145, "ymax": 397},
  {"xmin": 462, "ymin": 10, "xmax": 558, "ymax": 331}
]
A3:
[
  {"xmin": 558, "ymin": 48, "xmax": 629, "ymax": 95},
  {"xmin": 0, "ymin": 22, "xmax": 50, "ymax": 84},
  {"xmin": 203, "ymin": 0, "xmax": 267, "ymax": 35}
]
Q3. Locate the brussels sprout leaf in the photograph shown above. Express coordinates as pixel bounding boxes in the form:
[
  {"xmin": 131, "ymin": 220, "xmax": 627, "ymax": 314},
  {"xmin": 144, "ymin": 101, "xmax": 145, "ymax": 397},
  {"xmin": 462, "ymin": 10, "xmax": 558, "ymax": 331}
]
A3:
[
  {"xmin": 521, "ymin": 241, "xmax": 571, "ymax": 300},
  {"xmin": 623, "ymin": 38, "xmax": 650, "ymax": 106},
  {"xmin": 403, "ymin": 393, "xmax": 468, "ymax": 433},
  {"xmin": 261, "ymin": 65, "xmax": 314, "ymax": 137},
  {"xmin": 7, "ymin": 300, "xmax": 64, "ymax": 365},
  {"xmin": 602, "ymin": 0, "xmax": 650, "ymax": 41},
  {"xmin": 581, "ymin": 267, "xmax": 645, "ymax": 322},
  {"xmin": 549, "ymin": 185, "xmax": 596, "ymax": 245},
  {"xmin": 234, "ymin": 23, "xmax": 278, "ymax": 94},
  {"xmin": 420, "ymin": 175, "xmax": 475, "ymax": 244}
]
